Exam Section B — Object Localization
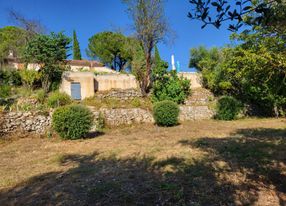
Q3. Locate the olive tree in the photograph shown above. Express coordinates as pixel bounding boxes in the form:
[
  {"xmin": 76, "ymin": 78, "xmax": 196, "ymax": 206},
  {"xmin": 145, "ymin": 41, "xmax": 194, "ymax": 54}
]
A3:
[{"xmin": 123, "ymin": 0, "xmax": 169, "ymax": 95}]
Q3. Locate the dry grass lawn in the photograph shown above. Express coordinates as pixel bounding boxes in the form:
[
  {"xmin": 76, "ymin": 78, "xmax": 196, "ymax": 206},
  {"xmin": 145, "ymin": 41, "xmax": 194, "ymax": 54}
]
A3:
[{"xmin": 0, "ymin": 118, "xmax": 285, "ymax": 205}]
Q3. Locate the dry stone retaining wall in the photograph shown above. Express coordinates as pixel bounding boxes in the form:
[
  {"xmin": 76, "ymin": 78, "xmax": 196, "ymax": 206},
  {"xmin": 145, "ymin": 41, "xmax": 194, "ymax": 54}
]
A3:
[
  {"xmin": 87, "ymin": 106, "xmax": 214, "ymax": 126},
  {"xmin": 179, "ymin": 106, "xmax": 214, "ymax": 121},
  {"xmin": 95, "ymin": 89, "xmax": 142, "ymax": 100},
  {"xmin": 0, "ymin": 112, "xmax": 51, "ymax": 135},
  {"xmin": 0, "ymin": 105, "xmax": 214, "ymax": 135},
  {"xmin": 90, "ymin": 107, "xmax": 154, "ymax": 126}
]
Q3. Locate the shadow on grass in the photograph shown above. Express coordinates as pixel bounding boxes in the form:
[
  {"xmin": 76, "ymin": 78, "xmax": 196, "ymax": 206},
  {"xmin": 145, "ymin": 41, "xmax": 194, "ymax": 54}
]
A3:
[
  {"xmin": 84, "ymin": 131, "xmax": 105, "ymax": 139},
  {"xmin": 0, "ymin": 155, "xmax": 238, "ymax": 205},
  {"xmin": 179, "ymin": 127, "xmax": 286, "ymax": 205},
  {"xmin": 0, "ymin": 128, "xmax": 285, "ymax": 205}
]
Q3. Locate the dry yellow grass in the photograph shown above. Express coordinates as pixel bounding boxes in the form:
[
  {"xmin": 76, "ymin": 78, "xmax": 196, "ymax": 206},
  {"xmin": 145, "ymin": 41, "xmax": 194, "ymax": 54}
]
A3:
[{"xmin": 0, "ymin": 118, "xmax": 285, "ymax": 205}]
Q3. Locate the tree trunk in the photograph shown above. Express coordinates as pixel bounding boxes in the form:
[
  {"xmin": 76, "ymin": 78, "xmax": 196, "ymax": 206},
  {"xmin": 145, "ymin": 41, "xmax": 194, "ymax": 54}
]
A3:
[
  {"xmin": 42, "ymin": 75, "xmax": 51, "ymax": 94},
  {"xmin": 274, "ymin": 103, "xmax": 279, "ymax": 118},
  {"xmin": 141, "ymin": 51, "xmax": 152, "ymax": 96}
]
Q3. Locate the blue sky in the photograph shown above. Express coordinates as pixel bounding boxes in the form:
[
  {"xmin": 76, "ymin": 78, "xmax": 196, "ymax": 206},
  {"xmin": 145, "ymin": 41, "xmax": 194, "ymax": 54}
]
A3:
[{"xmin": 0, "ymin": 0, "xmax": 233, "ymax": 72}]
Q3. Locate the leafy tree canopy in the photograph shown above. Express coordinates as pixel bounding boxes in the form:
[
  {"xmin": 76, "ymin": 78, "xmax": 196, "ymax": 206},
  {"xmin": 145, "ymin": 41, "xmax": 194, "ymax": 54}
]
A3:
[
  {"xmin": 152, "ymin": 46, "xmax": 190, "ymax": 104},
  {"xmin": 189, "ymin": 46, "xmax": 221, "ymax": 72},
  {"xmin": 123, "ymin": 0, "xmax": 169, "ymax": 95},
  {"xmin": 87, "ymin": 32, "xmax": 132, "ymax": 71},
  {"xmin": 24, "ymin": 32, "xmax": 71, "ymax": 92},
  {"xmin": 152, "ymin": 45, "xmax": 168, "ymax": 80},
  {"xmin": 24, "ymin": 32, "xmax": 71, "ymax": 65},
  {"xmin": 0, "ymin": 26, "xmax": 28, "ymax": 62},
  {"xmin": 190, "ymin": 34, "xmax": 286, "ymax": 116},
  {"xmin": 188, "ymin": 0, "xmax": 286, "ymax": 32}
]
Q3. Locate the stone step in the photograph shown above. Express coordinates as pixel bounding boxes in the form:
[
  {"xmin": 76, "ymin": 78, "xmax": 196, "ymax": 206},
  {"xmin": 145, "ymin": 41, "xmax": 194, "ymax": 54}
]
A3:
[{"xmin": 185, "ymin": 88, "xmax": 215, "ymax": 106}]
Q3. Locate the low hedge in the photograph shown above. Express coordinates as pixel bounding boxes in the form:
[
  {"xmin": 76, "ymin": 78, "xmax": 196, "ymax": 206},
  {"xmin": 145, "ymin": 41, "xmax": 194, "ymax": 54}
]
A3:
[
  {"xmin": 153, "ymin": 100, "xmax": 179, "ymax": 126},
  {"xmin": 47, "ymin": 91, "xmax": 71, "ymax": 108},
  {"xmin": 215, "ymin": 96, "xmax": 242, "ymax": 120},
  {"xmin": 52, "ymin": 105, "xmax": 93, "ymax": 139}
]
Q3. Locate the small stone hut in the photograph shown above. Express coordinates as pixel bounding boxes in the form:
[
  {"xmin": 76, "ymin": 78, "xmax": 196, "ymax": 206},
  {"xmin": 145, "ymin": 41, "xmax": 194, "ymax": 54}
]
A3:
[
  {"xmin": 60, "ymin": 72, "xmax": 139, "ymax": 100},
  {"xmin": 60, "ymin": 72, "xmax": 95, "ymax": 100},
  {"xmin": 94, "ymin": 74, "xmax": 138, "ymax": 91}
]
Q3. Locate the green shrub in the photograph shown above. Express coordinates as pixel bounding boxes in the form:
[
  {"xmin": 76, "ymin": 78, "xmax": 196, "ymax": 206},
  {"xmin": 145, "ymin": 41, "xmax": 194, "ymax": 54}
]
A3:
[
  {"xmin": 52, "ymin": 105, "xmax": 93, "ymax": 139},
  {"xmin": 152, "ymin": 70, "xmax": 191, "ymax": 104},
  {"xmin": 215, "ymin": 96, "xmax": 242, "ymax": 120},
  {"xmin": 19, "ymin": 103, "xmax": 34, "ymax": 111},
  {"xmin": 0, "ymin": 85, "xmax": 11, "ymax": 98},
  {"xmin": 0, "ymin": 70, "xmax": 8, "ymax": 84},
  {"xmin": 50, "ymin": 81, "xmax": 61, "ymax": 91},
  {"xmin": 19, "ymin": 69, "xmax": 41, "ymax": 88},
  {"xmin": 0, "ymin": 69, "xmax": 22, "ymax": 86},
  {"xmin": 153, "ymin": 100, "xmax": 179, "ymax": 126},
  {"xmin": 14, "ymin": 87, "xmax": 33, "ymax": 97},
  {"xmin": 9, "ymin": 70, "xmax": 22, "ymax": 86},
  {"xmin": 36, "ymin": 89, "xmax": 46, "ymax": 104},
  {"xmin": 47, "ymin": 91, "xmax": 72, "ymax": 108},
  {"xmin": 50, "ymin": 67, "xmax": 64, "ymax": 91},
  {"xmin": 131, "ymin": 97, "xmax": 141, "ymax": 107},
  {"xmin": 96, "ymin": 112, "xmax": 105, "ymax": 132}
]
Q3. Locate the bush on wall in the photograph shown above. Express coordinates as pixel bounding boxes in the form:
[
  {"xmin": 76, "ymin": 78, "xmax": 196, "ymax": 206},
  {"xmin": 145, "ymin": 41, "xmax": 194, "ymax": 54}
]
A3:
[
  {"xmin": 52, "ymin": 104, "xmax": 93, "ymax": 139},
  {"xmin": 151, "ymin": 46, "xmax": 191, "ymax": 104},
  {"xmin": 215, "ymin": 96, "xmax": 242, "ymax": 120},
  {"xmin": 19, "ymin": 69, "xmax": 41, "ymax": 89},
  {"xmin": 35, "ymin": 89, "xmax": 46, "ymax": 104},
  {"xmin": 0, "ymin": 85, "xmax": 11, "ymax": 98},
  {"xmin": 152, "ymin": 69, "xmax": 191, "ymax": 104},
  {"xmin": 47, "ymin": 91, "xmax": 71, "ymax": 108},
  {"xmin": 153, "ymin": 100, "xmax": 179, "ymax": 126},
  {"xmin": 0, "ymin": 69, "xmax": 22, "ymax": 86}
]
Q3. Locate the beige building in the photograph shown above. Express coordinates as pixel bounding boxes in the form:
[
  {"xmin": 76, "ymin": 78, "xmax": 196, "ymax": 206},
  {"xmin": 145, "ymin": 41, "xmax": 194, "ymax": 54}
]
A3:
[
  {"xmin": 60, "ymin": 72, "xmax": 139, "ymax": 100},
  {"xmin": 2, "ymin": 58, "xmax": 116, "ymax": 74},
  {"xmin": 65, "ymin": 59, "xmax": 116, "ymax": 74},
  {"xmin": 94, "ymin": 74, "xmax": 138, "ymax": 91},
  {"xmin": 60, "ymin": 71, "xmax": 202, "ymax": 100},
  {"xmin": 60, "ymin": 72, "xmax": 96, "ymax": 100}
]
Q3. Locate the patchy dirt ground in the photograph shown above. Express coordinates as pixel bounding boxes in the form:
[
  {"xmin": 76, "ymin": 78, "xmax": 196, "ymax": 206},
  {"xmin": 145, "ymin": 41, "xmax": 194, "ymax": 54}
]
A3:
[{"xmin": 0, "ymin": 118, "xmax": 285, "ymax": 206}]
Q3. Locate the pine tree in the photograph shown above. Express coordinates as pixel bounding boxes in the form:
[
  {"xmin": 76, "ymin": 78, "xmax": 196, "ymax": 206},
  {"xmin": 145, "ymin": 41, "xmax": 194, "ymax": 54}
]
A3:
[{"xmin": 73, "ymin": 30, "xmax": 81, "ymax": 60}]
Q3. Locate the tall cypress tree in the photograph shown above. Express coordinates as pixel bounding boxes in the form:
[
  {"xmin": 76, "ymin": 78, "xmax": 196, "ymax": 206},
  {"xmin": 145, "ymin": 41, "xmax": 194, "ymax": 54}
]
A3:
[
  {"xmin": 154, "ymin": 45, "xmax": 161, "ymax": 65},
  {"xmin": 73, "ymin": 30, "xmax": 81, "ymax": 60},
  {"xmin": 152, "ymin": 45, "xmax": 168, "ymax": 80}
]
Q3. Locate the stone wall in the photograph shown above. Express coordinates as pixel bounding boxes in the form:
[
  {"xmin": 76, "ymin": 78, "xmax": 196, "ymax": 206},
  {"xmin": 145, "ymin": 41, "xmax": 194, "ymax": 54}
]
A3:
[
  {"xmin": 94, "ymin": 74, "xmax": 138, "ymax": 91},
  {"xmin": 178, "ymin": 72, "xmax": 202, "ymax": 89},
  {"xmin": 185, "ymin": 88, "xmax": 214, "ymax": 106},
  {"xmin": 0, "ymin": 105, "xmax": 214, "ymax": 135},
  {"xmin": 90, "ymin": 107, "xmax": 154, "ymax": 126},
  {"xmin": 89, "ymin": 105, "xmax": 213, "ymax": 126},
  {"xmin": 0, "ymin": 112, "xmax": 51, "ymax": 135},
  {"xmin": 95, "ymin": 89, "xmax": 142, "ymax": 100},
  {"xmin": 179, "ymin": 106, "xmax": 214, "ymax": 121}
]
